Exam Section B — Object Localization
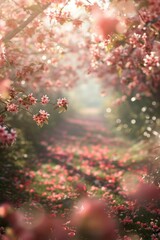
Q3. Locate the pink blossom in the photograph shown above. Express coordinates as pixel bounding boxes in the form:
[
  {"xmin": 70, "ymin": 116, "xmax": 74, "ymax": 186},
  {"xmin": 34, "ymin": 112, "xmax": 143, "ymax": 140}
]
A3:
[
  {"xmin": 0, "ymin": 78, "xmax": 10, "ymax": 98},
  {"xmin": 18, "ymin": 97, "xmax": 23, "ymax": 104},
  {"xmin": 27, "ymin": 93, "xmax": 37, "ymax": 105},
  {"xmin": 143, "ymin": 52, "xmax": 160, "ymax": 71},
  {"xmin": 0, "ymin": 125, "xmax": 16, "ymax": 145},
  {"xmin": 41, "ymin": 95, "xmax": 49, "ymax": 105},
  {"xmin": 6, "ymin": 103, "xmax": 18, "ymax": 113},
  {"xmin": 18, "ymin": 94, "xmax": 37, "ymax": 109},
  {"xmin": 57, "ymin": 98, "xmax": 68, "ymax": 110},
  {"xmin": 33, "ymin": 110, "xmax": 50, "ymax": 127}
]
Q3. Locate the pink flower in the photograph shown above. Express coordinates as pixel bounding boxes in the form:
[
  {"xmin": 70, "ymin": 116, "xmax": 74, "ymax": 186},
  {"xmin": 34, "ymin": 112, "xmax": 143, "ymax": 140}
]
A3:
[
  {"xmin": 18, "ymin": 97, "xmax": 23, "ymax": 104},
  {"xmin": 41, "ymin": 95, "xmax": 49, "ymax": 105},
  {"xmin": 143, "ymin": 52, "xmax": 160, "ymax": 71},
  {"xmin": 96, "ymin": 16, "xmax": 119, "ymax": 38},
  {"xmin": 57, "ymin": 98, "xmax": 68, "ymax": 110},
  {"xmin": 18, "ymin": 94, "xmax": 37, "ymax": 109},
  {"xmin": 6, "ymin": 103, "xmax": 18, "ymax": 113},
  {"xmin": 33, "ymin": 110, "xmax": 50, "ymax": 127},
  {"xmin": 132, "ymin": 182, "xmax": 160, "ymax": 202},
  {"xmin": 27, "ymin": 93, "xmax": 37, "ymax": 105},
  {"xmin": 0, "ymin": 125, "xmax": 16, "ymax": 146}
]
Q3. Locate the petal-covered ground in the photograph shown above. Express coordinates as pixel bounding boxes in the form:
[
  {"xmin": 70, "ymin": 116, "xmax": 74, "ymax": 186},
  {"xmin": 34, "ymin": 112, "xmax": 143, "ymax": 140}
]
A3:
[{"xmin": 1, "ymin": 113, "xmax": 160, "ymax": 239}]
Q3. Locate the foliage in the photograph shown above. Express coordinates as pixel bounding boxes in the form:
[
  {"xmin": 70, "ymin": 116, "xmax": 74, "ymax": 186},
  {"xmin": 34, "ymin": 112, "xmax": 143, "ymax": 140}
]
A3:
[
  {"xmin": 0, "ymin": 129, "xmax": 35, "ymax": 204},
  {"xmin": 105, "ymin": 91, "xmax": 160, "ymax": 139}
]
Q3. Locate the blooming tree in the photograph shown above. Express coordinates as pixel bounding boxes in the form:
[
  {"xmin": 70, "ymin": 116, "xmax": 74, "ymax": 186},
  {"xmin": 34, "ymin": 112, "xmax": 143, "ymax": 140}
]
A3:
[{"xmin": 87, "ymin": 0, "xmax": 160, "ymax": 138}]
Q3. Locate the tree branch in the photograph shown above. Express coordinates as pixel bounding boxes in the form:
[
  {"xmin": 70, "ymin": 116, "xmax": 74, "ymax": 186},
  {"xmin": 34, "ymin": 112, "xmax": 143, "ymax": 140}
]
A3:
[{"xmin": 2, "ymin": 3, "xmax": 51, "ymax": 44}]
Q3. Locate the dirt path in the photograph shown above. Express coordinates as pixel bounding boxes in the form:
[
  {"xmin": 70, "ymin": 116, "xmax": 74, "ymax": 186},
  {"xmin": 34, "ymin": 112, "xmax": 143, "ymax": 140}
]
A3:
[
  {"xmin": 35, "ymin": 113, "xmax": 142, "ymax": 203},
  {"xmin": 2, "ymin": 113, "xmax": 158, "ymax": 240}
]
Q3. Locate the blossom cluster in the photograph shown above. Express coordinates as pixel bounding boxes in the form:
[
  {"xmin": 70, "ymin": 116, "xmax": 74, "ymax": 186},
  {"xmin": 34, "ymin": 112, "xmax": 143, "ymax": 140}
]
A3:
[
  {"xmin": 0, "ymin": 125, "xmax": 16, "ymax": 146},
  {"xmin": 143, "ymin": 52, "xmax": 160, "ymax": 71},
  {"xmin": 57, "ymin": 98, "xmax": 68, "ymax": 110},
  {"xmin": 0, "ymin": 88, "xmax": 68, "ymax": 144},
  {"xmin": 33, "ymin": 110, "xmax": 50, "ymax": 127},
  {"xmin": 18, "ymin": 93, "xmax": 37, "ymax": 109},
  {"xmin": 87, "ymin": 0, "xmax": 160, "ymax": 97},
  {"xmin": 84, "ymin": 0, "xmax": 160, "ymax": 139},
  {"xmin": 41, "ymin": 95, "xmax": 49, "ymax": 105},
  {"xmin": 6, "ymin": 103, "xmax": 18, "ymax": 113}
]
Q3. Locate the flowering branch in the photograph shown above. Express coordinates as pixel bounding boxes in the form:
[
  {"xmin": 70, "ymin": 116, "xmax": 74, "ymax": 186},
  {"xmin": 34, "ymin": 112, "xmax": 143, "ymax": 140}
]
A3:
[{"xmin": 2, "ymin": 3, "xmax": 51, "ymax": 44}]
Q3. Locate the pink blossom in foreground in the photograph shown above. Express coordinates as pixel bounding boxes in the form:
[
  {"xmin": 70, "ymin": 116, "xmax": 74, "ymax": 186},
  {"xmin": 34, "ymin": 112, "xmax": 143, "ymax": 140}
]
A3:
[
  {"xmin": 96, "ymin": 16, "xmax": 119, "ymax": 39},
  {"xmin": 57, "ymin": 98, "xmax": 68, "ymax": 110},
  {"xmin": 6, "ymin": 103, "xmax": 18, "ymax": 113},
  {"xmin": 131, "ymin": 182, "xmax": 160, "ymax": 202},
  {"xmin": 0, "ymin": 78, "xmax": 10, "ymax": 98},
  {"xmin": 0, "ymin": 204, "xmax": 69, "ymax": 240},
  {"xmin": 41, "ymin": 95, "xmax": 49, "ymax": 105},
  {"xmin": 27, "ymin": 93, "xmax": 37, "ymax": 105},
  {"xmin": 71, "ymin": 198, "xmax": 117, "ymax": 240},
  {"xmin": 33, "ymin": 110, "xmax": 50, "ymax": 127},
  {"xmin": 18, "ymin": 93, "xmax": 37, "ymax": 109}
]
